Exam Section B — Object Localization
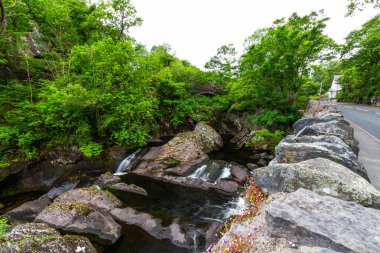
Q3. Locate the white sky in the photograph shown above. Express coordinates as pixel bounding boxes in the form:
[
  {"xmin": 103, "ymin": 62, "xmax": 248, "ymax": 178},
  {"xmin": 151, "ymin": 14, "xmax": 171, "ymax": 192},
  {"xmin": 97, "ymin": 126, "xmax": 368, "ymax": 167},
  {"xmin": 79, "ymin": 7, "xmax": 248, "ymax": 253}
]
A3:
[{"xmin": 129, "ymin": 0, "xmax": 379, "ymax": 69}]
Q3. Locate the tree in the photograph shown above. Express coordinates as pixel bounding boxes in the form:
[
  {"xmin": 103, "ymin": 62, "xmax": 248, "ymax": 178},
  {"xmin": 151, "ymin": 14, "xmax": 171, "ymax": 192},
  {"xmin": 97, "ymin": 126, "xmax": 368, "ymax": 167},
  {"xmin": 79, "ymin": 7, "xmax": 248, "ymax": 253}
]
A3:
[
  {"xmin": 338, "ymin": 15, "xmax": 380, "ymax": 103},
  {"xmin": 100, "ymin": 0, "xmax": 142, "ymax": 40},
  {"xmin": 347, "ymin": 0, "xmax": 380, "ymax": 15},
  {"xmin": 0, "ymin": 0, "xmax": 6, "ymax": 36},
  {"xmin": 204, "ymin": 44, "xmax": 238, "ymax": 84},
  {"xmin": 230, "ymin": 12, "xmax": 334, "ymax": 112}
]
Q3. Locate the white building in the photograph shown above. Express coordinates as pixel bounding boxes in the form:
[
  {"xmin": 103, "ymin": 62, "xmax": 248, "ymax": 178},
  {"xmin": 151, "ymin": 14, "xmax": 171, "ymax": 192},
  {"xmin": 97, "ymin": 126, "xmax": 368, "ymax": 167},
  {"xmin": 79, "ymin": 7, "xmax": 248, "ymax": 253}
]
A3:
[{"xmin": 327, "ymin": 75, "xmax": 342, "ymax": 99}]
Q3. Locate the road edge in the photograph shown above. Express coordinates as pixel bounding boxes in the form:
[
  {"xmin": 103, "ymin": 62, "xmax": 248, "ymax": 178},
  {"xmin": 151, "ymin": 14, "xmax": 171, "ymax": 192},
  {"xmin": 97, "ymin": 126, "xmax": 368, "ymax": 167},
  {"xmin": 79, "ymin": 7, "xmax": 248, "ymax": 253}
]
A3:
[{"xmin": 347, "ymin": 119, "xmax": 380, "ymax": 145}]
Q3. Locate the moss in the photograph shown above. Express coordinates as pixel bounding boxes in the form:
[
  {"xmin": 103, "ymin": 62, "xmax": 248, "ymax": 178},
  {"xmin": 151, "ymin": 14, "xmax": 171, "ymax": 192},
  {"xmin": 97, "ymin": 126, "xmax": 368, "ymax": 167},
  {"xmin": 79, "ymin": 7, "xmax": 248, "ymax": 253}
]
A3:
[{"xmin": 50, "ymin": 202, "xmax": 93, "ymax": 216}]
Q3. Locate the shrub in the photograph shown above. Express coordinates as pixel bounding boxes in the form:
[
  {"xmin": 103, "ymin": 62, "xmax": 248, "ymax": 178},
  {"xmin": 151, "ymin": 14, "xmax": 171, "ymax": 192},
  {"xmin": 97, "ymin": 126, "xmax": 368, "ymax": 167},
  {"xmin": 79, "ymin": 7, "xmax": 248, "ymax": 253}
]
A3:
[{"xmin": 249, "ymin": 129, "xmax": 284, "ymax": 152}]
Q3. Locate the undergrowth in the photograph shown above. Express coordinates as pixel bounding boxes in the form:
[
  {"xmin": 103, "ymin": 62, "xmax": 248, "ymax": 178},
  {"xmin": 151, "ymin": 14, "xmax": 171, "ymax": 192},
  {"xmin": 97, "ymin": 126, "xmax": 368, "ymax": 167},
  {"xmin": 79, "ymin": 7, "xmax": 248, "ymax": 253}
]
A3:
[{"xmin": 207, "ymin": 177, "xmax": 266, "ymax": 253}]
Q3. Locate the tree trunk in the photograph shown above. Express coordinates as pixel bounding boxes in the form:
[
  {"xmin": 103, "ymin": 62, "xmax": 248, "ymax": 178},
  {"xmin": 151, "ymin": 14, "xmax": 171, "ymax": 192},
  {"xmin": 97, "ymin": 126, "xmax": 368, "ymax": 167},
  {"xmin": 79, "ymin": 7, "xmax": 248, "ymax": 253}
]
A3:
[{"xmin": 0, "ymin": 0, "xmax": 6, "ymax": 37}]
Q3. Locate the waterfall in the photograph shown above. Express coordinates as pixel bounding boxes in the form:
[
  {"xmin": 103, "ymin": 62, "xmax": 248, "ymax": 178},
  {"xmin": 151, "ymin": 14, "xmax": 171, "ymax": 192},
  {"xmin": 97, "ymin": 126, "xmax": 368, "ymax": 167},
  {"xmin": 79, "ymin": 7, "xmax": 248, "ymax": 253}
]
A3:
[
  {"xmin": 188, "ymin": 165, "xmax": 209, "ymax": 180},
  {"xmin": 223, "ymin": 197, "xmax": 247, "ymax": 218},
  {"xmin": 217, "ymin": 165, "xmax": 232, "ymax": 180},
  {"xmin": 114, "ymin": 149, "xmax": 141, "ymax": 175}
]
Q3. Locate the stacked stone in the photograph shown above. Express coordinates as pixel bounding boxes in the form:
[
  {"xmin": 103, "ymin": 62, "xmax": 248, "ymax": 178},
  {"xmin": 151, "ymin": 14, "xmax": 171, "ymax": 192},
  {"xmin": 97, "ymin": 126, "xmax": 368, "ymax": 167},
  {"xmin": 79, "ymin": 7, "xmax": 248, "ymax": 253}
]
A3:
[{"xmin": 250, "ymin": 101, "xmax": 380, "ymax": 253}]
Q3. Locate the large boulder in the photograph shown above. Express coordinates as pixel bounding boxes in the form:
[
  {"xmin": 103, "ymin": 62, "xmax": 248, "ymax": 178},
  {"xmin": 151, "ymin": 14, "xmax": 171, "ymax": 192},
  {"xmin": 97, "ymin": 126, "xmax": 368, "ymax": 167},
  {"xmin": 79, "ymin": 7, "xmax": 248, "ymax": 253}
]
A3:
[
  {"xmin": 34, "ymin": 202, "xmax": 122, "ymax": 245},
  {"xmin": 275, "ymin": 141, "xmax": 369, "ymax": 181},
  {"xmin": 54, "ymin": 187, "xmax": 122, "ymax": 212},
  {"xmin": 134, "ymin": 123, "xmax": 222, "ymax": 176},
  {"xmin": 266, "ymin": 189, "xmax": 380, "ymax": 253},
  {"xmin": 296, "ymin": 121, "xmax": 359, "ymax": 152},
  {"xmin": 293, "ymin": 116, "xmax": 349, "ymax": 135},
  {"xmin": 252, "ymin": 158, "xmax": 380, "ymax": 208},
  {"xmin": 282, "ymin": 134, "xmax": 359, "ymax": 156},
  {"xmin": 0, "ymin": 223, "xmax": 96, "ymax": 253}
]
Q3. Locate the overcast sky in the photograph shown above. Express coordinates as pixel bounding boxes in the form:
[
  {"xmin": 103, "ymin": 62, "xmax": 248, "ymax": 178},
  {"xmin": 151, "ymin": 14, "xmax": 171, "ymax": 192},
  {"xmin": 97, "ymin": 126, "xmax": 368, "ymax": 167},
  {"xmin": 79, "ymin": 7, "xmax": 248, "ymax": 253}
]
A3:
[{"xmin": 129, "ymin": 0, "xmax": 378, "ymax": 69}]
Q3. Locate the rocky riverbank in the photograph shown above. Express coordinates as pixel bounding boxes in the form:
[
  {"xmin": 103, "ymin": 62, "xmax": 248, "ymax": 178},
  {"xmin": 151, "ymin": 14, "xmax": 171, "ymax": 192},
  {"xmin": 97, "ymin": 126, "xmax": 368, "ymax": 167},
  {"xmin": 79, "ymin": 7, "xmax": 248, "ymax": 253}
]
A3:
[
  {"xmin": 209, "ymin": 100, "xmax": 380, "ymax": 253},
  {"xmin": 0, "ymin": 118, "xmax": 270, "ymax": 252}
]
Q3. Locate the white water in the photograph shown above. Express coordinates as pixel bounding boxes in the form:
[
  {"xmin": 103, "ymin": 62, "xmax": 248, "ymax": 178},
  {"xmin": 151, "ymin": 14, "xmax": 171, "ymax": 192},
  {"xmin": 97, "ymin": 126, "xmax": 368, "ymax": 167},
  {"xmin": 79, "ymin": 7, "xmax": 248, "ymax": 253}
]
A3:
[
  {"xmin": 218, "ymin": 166, "xmax": 232, "ymax": 180},
  {"xmin": 114, "ymin": 149, "xmax": 141, "ymax": 174},
  {"xmin": 223, "ymin": 197, "xmax": 247, "ymax": 218},
  {"xmin": 188, "ymin": 165, "xmax": 209, "ymax": 180}
]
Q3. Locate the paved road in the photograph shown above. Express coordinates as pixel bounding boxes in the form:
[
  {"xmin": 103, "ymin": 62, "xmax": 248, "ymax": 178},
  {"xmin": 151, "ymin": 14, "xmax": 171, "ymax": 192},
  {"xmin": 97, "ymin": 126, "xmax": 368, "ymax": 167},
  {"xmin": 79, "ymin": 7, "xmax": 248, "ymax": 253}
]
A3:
[{"xmin": 337, "ymin": 103, "xmax": 380, "ymax": 190}]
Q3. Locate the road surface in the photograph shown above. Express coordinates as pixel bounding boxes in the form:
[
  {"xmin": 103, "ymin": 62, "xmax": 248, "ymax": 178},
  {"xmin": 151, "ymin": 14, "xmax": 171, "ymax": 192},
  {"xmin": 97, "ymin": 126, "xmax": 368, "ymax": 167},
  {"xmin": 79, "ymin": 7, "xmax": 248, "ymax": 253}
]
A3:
[{"xmin": 337, "ymin": 104, "xmax": 380, "ymax": 190}]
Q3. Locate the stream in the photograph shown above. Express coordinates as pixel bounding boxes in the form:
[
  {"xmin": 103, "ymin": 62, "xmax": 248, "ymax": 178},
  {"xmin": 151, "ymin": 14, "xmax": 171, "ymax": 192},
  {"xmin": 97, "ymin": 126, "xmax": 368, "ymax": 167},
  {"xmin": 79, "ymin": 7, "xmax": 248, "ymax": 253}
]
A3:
[{"xmin": 0, "ymin": 140, "xmax": 267, "ymax": 253}]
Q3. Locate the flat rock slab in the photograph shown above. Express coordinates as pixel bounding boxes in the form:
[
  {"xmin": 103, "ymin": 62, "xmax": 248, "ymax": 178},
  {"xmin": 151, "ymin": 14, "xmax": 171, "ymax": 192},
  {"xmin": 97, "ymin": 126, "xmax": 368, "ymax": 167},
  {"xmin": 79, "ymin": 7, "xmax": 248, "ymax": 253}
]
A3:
[
  {"xmin": 252, "ymin": 158, "xmax": 380, "ymax": 208},
  {"xmin": 54, "ymin": 187, "xmax": 122, "ymax": 212},
  {"xmin": 3, "ymin": 196, "xmax": 52, "ymax": 224},
  {"xmin": 110, "ymin": 207, "xmax": 189, "ymax": 248},
  {"xmin": 266, "ymin": 189, "xmax": 380, "ymax": 253},
  {"xmin": 0, "ymin": 223, "xmax": 96, "ymax": 253},
  {"xmin": 35, "ymin": 202, "xmax": 122, "ymax": 245}
]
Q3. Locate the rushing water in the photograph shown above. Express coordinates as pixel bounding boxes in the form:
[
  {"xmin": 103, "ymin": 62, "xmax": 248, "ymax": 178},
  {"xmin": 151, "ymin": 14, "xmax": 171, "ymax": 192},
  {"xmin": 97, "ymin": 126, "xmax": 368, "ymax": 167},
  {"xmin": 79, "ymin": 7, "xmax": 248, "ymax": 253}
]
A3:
[{"xmin": 114, "ymin": 149, "xmax": 142, "ymax": 175}]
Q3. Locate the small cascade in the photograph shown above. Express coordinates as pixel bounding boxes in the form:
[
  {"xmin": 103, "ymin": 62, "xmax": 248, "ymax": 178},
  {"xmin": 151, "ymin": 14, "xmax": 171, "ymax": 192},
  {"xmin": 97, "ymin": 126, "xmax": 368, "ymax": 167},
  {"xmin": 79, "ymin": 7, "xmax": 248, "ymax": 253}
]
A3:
[
  {"xmin": 217, "ymin": 165, "xmax": 232, "ymax": 180},
  {"xmin": 114, "ymin": 149, "xmax": 142, "ymax": 175},
  {"xmin": 188, "ymin": 165, "xmax": 208, "ymax": 180},
  {"xmin": 223, "ymin": 197, "xmax": 247, "ymax": 218}
]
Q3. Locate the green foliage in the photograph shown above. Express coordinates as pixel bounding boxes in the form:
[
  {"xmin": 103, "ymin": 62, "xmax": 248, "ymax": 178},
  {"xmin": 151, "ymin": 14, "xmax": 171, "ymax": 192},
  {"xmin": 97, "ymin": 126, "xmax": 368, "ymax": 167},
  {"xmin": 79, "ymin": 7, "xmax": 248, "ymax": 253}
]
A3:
[
  {"xmin": 230, "ymin": 12, "xmax": 334, "ymax": 114},
  {"xmin": 338, "ymin": 15, "xmax": 380, "ymax": 104},
  {"xmin": 347, "ymin": 0, "xmax": 380, "ymax": 16},
  {"xmin": 249, "ymin": 129, "xmax": 285, "ymax": 152},
  {"xmin": 0, "ymin": 217, "xmax": 7, "ymax": 239},
  {"xmin": 249, "ymin": 110, "xmax": 301, "ymax": 128},
  {"xmin": 204, "ymin": 44, "xmax": 238, "ymax": 85}
]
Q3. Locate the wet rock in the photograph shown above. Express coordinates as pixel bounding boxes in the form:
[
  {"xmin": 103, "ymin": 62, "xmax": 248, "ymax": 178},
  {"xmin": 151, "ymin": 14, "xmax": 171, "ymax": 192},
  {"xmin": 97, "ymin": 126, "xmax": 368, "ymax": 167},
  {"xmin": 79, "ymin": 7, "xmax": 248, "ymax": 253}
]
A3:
[
  {"xmin": 252, "ymin": 158, "xmax": 380, "ymax": 208},
  {"xmin": 266, "ymin": 189, "xmax": 380, "ymax": 253},
  {"xmin": 46, "ymin": 181, "xmax": 79, "ymax": 199},
  {"xmin": 0, "ymin": 223, "xmax": 96, "ymax": 253},
  {"xmin": 293, "ymin": 116, "xmax": 349, "ymax": 135},
  {"xmin": 212, "ymin": 180, "xmax": 239, "ymax": 195},
  {"xmin": 283, "ymin": 134, "xmax": 359, "ymax": 156},
  {"xmin": 110, "ymin": 207, "xmax": 190, "ymax": 248},
  {"xmin": 49, "ymin": 147, "xmax": 82, "ymax": 166},
  {"xmin": 230, "ymin": 163, "xmax": 249, "ymax": 183},
  {"xmin": 275, "ymin": 141, "xmax": 369, "ymax": 181},
  {"xmin": 35, "ymin": 202, "xmax": 122, "ymax": 245},
  {"xmin": 93, "ymin": 173, "xmax": 121, "ymax": 189},
  {"xmin": 3, "ymin": 196, "xmax": 52, "ymax": 224},
  {"xmin": 246, "ymin": 163, "xmax": 258, "ymax": 170},
  {"xmin": 54, "ymin": 187, "xmax": 122, "ymax": 212},
  {"xmin": 296, "ymin": 120, "xmax": 359, "ymax": 152},
  {"xmin": 109, "ymin": 183, "xmax": 148, "ymax": 196}
]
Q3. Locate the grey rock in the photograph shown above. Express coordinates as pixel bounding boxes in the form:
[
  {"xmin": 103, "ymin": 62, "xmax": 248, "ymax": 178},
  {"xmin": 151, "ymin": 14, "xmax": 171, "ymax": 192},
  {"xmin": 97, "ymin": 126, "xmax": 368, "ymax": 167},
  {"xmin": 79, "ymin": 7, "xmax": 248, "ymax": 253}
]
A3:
[
  {"xmin": 110, "ymin": 207, "xmax": 190, "ymax": 248},
  {"xmin": 282, "ymin": 134, "xmax": 359, "ymax": 156},
  {"xmin": 252, "ymin": 158, "xmax": 380, "ymax": 208},
  {"xmin": 275, "ymin": 141, "xmax": 369, "ymax": 181},
  {"xmin": 93, "ymin": 173, "xmax": 121, "ymax": 189},
  {"xmin": 0, "ymin": 223, "xmax": 96, "ymax": 253},
  {"xmin": 273, "ymin": 246, "xmax": 340, "ymax": 253},
  {"xmin": 266, "ymin": 189, "xmax": 380, "ymax": 253},
  {"xmin": 109, "ymin": 183, "xmax": 148, "ymax": 196},
  {"xmin": 54, "ymin": 187, "xmax": 122, "ymax": 212},
  {"xmin": 134, "ymin": 123, "xmax": 222, "ymax": 176},
  {"xmin": 293, "ymin": 116, "xmax": 349, "ymax": 135},
  {"xmin": 46, "ymin": 181, "xmax": 79, "ymax": 199},
  {"xmin": 3, "ymin": 197, "xmax": 51, "ymax": 224},
  {"xmin": 296, "ymin": 121, "xmax": 359, "ymax": 152},
  {"xmin": 35, "ymin": 202, "xmax": 122, "ymax": 245},
  {"xmin": 230, "ymin": 163, "xmax": 249, "ymax": 183}
]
